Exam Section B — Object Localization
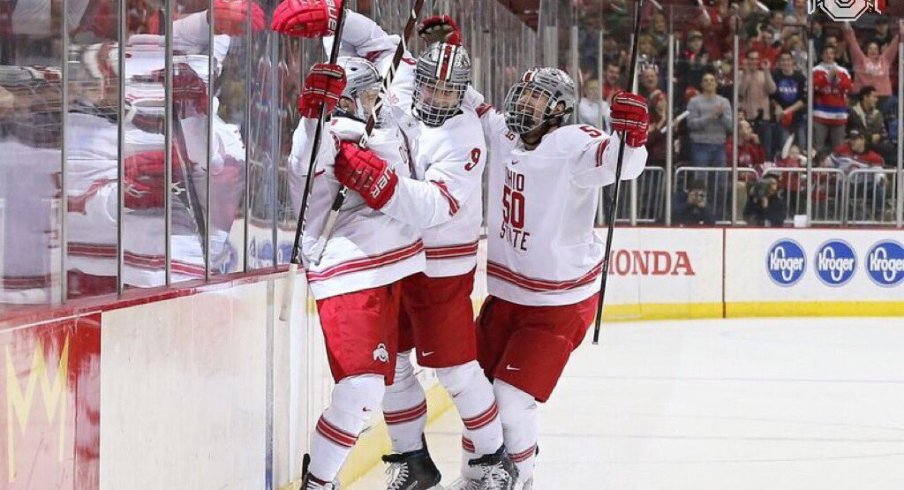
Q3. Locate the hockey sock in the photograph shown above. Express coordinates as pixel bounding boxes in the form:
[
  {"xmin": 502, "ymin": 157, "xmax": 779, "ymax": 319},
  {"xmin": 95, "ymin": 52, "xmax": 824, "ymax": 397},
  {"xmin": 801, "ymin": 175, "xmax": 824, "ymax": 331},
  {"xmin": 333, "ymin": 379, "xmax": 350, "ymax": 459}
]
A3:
[
  {"xmin": 382, "ymin": 350, "xmax": 428, "ymax": 453},
  {"xmin": 436, "ymin": 361, "xmax": 503, "ymax": 478},
  {"xmin": 309, "ymin": 374, "xmax": 385, "ymax": 481},
  {"xmin": 494, "ymin": 379, "xmax": 539, "ymax": 481}
]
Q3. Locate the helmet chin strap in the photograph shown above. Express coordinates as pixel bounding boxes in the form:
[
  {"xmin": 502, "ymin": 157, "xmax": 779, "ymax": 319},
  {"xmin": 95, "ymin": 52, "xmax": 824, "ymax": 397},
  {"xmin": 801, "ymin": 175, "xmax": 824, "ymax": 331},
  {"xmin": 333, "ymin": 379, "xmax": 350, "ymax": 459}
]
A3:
[{"xmin": 519, "ymin": 109, "xmax": 570, "ymax": 148}]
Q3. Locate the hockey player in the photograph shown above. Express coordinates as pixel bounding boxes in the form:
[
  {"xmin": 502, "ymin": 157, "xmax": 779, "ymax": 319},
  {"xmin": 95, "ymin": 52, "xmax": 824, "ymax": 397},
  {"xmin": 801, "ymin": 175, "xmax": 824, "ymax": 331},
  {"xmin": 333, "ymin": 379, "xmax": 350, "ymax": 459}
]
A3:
[
  {"xmin": 334, "ymin": 42, "xmax": 517, "ymax": 490},
  {"xmin": 286, "ymin": 56, "xmax": 425, "ymax": 490},
  {"xmin": 472, "ymin": 68, "xmax": 649, "ymax": 489},
  {"xmin": 269, "ymin": 3, "xmax": 515, "ymax": 487}
]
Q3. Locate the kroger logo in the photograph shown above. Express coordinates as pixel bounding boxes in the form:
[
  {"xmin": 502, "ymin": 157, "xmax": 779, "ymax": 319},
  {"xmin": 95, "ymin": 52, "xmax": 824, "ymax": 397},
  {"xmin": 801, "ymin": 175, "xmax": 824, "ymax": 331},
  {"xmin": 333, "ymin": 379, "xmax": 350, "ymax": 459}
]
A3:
[
  {"xmin": 866, "ymin": 241, "xmax": 904, "ymax": 287},
  {"xmin": 815, "ymin": 240, "xmax": 857, "ymax": 287},
  {"xmin": 767, "ymin": 240, "xmax": 806, "ymax": 286}
]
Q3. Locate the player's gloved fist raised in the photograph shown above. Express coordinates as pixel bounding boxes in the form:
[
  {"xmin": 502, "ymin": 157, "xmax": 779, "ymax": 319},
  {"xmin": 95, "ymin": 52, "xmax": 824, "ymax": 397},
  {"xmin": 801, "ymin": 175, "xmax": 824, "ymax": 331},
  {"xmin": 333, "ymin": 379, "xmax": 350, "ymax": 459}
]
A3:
[
  {"xmin": 334, "ymin": 141, "xmax": 398, "ymax": 210},
  {"xmin": 213, "ymin": 0, "xmax": 265, "ymax": 35},
  {"xmin": 610, "ymin": 90, "xmax": 649, "ymax": 147},
  {"xmin": 418, "ymin": 15, "xmax": 461, "ymax": 45},
  {"xmin": 298, "ymin": 63, "xmax": 346, "ymax": 118},
  {"xmin": 272, "ymin": 0, "xmax": 343, "ymax": 37}
]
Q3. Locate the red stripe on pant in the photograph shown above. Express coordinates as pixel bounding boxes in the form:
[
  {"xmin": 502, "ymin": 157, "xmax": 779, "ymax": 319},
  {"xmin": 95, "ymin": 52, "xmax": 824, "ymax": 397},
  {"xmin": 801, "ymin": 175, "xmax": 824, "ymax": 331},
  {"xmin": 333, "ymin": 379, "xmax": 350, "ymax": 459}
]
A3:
[
  {"xmin": 462, "ymin": 436, "xmax": 476, "ymax": 453},
  {"xmin": 512, "ymin": 444, "xmax": 538, "ymax": 463},
  {"xmin": 462, "ymin": 403, "xmax": 499, "ymax": 431},
  {"xmin": 383, "ymin": 400, "xmax": 428, "ymax": 425},
  {"xmin": 316, "ymin": 417, "xmax": 358, "ymax": 448}
]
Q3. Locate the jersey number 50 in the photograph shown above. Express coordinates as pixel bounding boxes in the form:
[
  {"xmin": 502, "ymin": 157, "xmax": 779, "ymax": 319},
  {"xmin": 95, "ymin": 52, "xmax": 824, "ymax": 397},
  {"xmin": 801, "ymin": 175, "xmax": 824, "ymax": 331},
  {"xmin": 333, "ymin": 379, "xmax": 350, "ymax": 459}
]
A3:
[{"xmin": 502, "ymin": 186, "xmax": 525, "ymax": 228}]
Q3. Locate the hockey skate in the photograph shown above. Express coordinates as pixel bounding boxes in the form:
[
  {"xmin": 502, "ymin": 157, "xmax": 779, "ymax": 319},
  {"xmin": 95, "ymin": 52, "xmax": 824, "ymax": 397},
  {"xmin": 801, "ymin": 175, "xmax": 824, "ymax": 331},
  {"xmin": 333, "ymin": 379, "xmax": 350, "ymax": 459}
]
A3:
[
  {"xmin": 448, "ymin": 445, "xmax": 518, "ymax": 490},
  {"xmin": 382, "ymin": 442, "xmax": 444, "ymax": 490},
  {"xmin": 300, "ymin": 454, "xmax": 340, "ymax": 490}
]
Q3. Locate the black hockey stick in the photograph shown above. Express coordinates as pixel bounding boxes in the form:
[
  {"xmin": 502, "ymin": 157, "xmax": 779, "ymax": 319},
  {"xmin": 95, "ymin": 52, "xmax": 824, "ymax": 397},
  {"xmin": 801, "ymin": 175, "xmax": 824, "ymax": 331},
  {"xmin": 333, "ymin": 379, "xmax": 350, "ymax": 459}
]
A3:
[
  {"xmin": 280, "ymin": 6, "xmax": 348, "ymax": 322},
  {"xmin": 171, "ymin": 104, "xmax": 208, "ymax": 258},
  {"xmin": 592, "ymin": 0, "xmax": 645, "ymax": 345},
  {"xmin": 307, "ymin": 0, "xmax": 426, "ymax": 265}
]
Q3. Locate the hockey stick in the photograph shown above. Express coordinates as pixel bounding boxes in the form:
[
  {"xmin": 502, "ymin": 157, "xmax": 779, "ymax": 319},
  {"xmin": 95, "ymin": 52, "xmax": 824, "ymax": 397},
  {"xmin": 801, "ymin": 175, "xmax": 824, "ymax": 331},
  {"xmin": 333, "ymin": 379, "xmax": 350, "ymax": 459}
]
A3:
[
  {"xmin": 307, "ymin": 0, "xmax": 426, "ymax": 265},
  {"xmin": 592, "ymin": 0, "xmax": 645, "ymax": 345},
  {"xmin": 280, "ymin": 6, "xmax": 348, "ymax": 322},
  {"xmin": 171, "ymin": 101, "xmax": 208, "ymax": 257}
]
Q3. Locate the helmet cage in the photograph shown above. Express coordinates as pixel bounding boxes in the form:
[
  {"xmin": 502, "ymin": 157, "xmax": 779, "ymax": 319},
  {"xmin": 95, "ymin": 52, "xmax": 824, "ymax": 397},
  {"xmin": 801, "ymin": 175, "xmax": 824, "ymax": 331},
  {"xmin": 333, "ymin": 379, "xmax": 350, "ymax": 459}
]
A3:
[
  {"xmin": 337, "ymin": 56, "xmax": 383, "ymax": 123},
  {"xmin": 503, "ymin": 67, "xmax": 575, "ymax": 135},
  {"xmin": 412, "ymin": 42, "xmax": 471, "ymax": 127}
]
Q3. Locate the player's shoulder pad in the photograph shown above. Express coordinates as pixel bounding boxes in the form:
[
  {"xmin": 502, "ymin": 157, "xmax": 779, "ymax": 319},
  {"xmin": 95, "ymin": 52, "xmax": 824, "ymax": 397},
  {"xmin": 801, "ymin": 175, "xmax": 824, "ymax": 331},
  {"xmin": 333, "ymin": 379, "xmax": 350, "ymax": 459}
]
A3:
[
  {"xmin": 423, "ymin": 108, "xmax": 486, "ymax": 157},
  {"xmin": 553, "ymin": 124, "xmax": 608, "ymax": 155},
  {"xmin": 329, "ymin": 115, "xmax": 366, "ymax": 142}
]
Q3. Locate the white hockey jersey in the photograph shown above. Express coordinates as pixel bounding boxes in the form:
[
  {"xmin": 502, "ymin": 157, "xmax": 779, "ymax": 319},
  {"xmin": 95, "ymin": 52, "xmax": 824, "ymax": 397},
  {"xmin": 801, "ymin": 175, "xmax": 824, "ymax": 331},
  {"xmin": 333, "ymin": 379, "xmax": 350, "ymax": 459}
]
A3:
[
  {"xmin": 63, "ymin": 111, "xmax": 222, "ymax": 287},
  {"xmin": 479, "ymin": 107, "xmax": 648, "ymax": 306},
  {"xmin": 380, "ymin": 109, "xmax": 486, "ymax": 277},
  {"xmin": 331, "ymin": 11, "xmax": 486, "ymax": 277},
  {"xmin": 287, "ymin": 116, "xmax": 424, "ymax": 300}
]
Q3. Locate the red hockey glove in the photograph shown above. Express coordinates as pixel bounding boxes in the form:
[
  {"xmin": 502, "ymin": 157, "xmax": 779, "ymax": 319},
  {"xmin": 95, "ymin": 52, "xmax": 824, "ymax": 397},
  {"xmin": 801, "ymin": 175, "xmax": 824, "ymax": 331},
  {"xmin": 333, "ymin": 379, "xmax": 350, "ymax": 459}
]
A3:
[
  {"xmin": 271, "ymin": 0, "xmax": 343, "ymax": 38},
  {"xmin": 150, "ymin": 63, "xmax": 208, "ymax": 118},
  {"xmin": 418, "ymin": 15, "xmax": 461, "ymax": 45},
  {"xmin": 213, "ymin": 0, "xmax": 265, "ymax": 35},
  {"xmin": 123, "ymin": 150, "xmax": 187, "ymax": 209},
  {"xmin": 334, "ymin": 141, "xmax": 398, "ymax": 210},
  {"xmin": 610, "ymin": 90, "xmax": 649, "ymax": 148},
  {"xmin": 298, "ymin": 63, "xmax": 346, "ymax": 118}
]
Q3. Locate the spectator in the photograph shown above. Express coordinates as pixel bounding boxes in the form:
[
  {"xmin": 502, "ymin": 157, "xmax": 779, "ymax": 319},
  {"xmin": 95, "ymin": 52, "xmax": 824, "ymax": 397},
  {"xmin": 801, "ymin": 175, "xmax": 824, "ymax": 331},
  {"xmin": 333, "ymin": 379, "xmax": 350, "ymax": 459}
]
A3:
[
  {"xmin": 868, "ymin": 17, "xmax": 894, "ymax": 49},
  {"xmin": 749, "ymin": 28, "xmax": 782, "ymax": 65},
  {"xmin": 786, "ymin": 34, "xmax": 808, "ymax": 72},
  {"xmin": 831, "ymin": 129, "xmax": 885, "ymax": 172},
  {"xmin": 602, "ymin": 62, "xmax": 622, "ymax": 102},
  {"xmin": 646, "ymin": 90, "xmax": 668, "ymax": 168},
  {"xmin": 639, "ymin": 66, "xmax": 662, "ymax": 101},
  {"xmin": 771, "ymin": 144, "xmax": 806, "ymax": 215},
  {"xmin": 764, "ymin": 10, "xmax": 785, "ymax": 40},
  {"xmin": 673, "ymin": 180, "xmax": 715, "ymax": 226},
  {"xmin": 727, "ymin": 119, "xmax": 767, "ymax": 216},
  {"xmin": 743, "ymin": 175, "xmax": 787, "ymax": 227},
  {"xmin": 677, "ymin": 30, "xmax": 710, "ymax": 98},
  {"xmin": 578, "ymin": 78, "xmax": 610, "ymax": 132},
  {"xmin": 832, "ymin": 130, "xmax": 889, "ymax": 219},
  {"xmin": 841, "ymin": 21, "xmax": 900, "ymax": 98},
  {"xmin": 688, "ymin": 73, "xmax": 733, "ymax": 167},
  {"xmin": 727, "ymin": 119, "xmax": 767, "ymax": 173},
  {"xmin": 783, "ymin": 0, "xmax": 808, "ymax": 39},
  {"xmin": 646, "ymin": 11, "xmax": 669, "ymax": 56},
  {"xmin": 715, "ymin": 56, "xmax": 735, "ymax": 100},
  {"xmin": 770, "ymin": 51, "xmax": 808, "ymax": 156},
  {"xmin": 739, "ymin": 50, "xmax": 777, "ymax": 153},
  {"xmin": 848, "ymin": 86, "xmax": 896, "ymax": 166},
  {"xmin": 812, "ymin": 44, "xmax": 853, "ymax": 152}
]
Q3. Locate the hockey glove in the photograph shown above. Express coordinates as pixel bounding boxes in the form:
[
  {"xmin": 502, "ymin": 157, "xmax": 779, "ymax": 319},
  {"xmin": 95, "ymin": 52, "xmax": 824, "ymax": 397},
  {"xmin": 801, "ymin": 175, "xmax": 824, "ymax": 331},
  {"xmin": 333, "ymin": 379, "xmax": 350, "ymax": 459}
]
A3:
[
  {"xmin": 298, "ymin": 63, "xmax": 346, "ymax": 118},
  {"xmin": 123, "ymin": 150, "xmax": 187, "ymax": 209},
  {"xmin": 610, "ymin": 90, "xmax": 649, "ymax": 148},
  {"xmin": 271, "ymin": 0, "xmax": 343, "ymax": 38},
  {"xmin": 149, "ymin": 63, "xmax": 209, "ymax": 118},
  {"xmin": 213, "ymin": 0, "xmax": 265, "ymax": 35},
  {"xmin": 334, "ymin": 141, "xmax": 398, "ymax": 210},
  {"xmin": 418, "ymin": 15, "xmax": 461, "ymax": 45}
]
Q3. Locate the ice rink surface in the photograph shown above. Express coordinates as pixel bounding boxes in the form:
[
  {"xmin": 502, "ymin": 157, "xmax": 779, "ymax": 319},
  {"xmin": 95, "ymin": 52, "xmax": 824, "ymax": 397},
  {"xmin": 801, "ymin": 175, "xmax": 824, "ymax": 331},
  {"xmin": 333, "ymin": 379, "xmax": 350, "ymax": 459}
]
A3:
[{"xmin": 350, "ymin": 317, "xmax": 904, "ymax": 489}]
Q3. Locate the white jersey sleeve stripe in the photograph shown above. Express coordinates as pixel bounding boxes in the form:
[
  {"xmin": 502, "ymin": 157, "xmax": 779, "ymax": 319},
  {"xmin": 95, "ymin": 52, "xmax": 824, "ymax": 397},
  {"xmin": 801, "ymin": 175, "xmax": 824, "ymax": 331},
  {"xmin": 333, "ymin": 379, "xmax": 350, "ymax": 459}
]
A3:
[
  {"xmin": 424, "ymin": 241, "xmax": 480, "ymax": 260},
  {"xmin": 595, "ymin": 138, "xmax": 608, "ymax": 167},
  {"xmin": 430, "ymin": 180, "xmax": 461, "ymax": 216},
  {"xmin": 487, "ymin": 260, "xmax": 603, "ymax": 292},
  {"xmin": 307, "ymin": 240, "xmax": 424, "ymax": 282}
]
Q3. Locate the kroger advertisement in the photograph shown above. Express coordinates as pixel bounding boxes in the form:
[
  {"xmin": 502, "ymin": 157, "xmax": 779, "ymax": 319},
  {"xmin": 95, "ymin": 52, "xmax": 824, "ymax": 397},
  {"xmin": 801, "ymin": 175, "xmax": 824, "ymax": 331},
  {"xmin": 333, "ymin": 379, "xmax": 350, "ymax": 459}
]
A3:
[{"xmin": 725, "ymin": 229, "xmax": 904, "ymax": 304}]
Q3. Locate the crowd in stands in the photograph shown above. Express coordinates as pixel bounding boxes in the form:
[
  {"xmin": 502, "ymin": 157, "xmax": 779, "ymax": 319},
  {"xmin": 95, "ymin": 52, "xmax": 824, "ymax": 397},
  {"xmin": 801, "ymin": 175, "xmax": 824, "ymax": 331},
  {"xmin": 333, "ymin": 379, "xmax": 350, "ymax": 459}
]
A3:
[{"xmin": 574, "ymin": 0, "xmax": 903, "ymax": 225}]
